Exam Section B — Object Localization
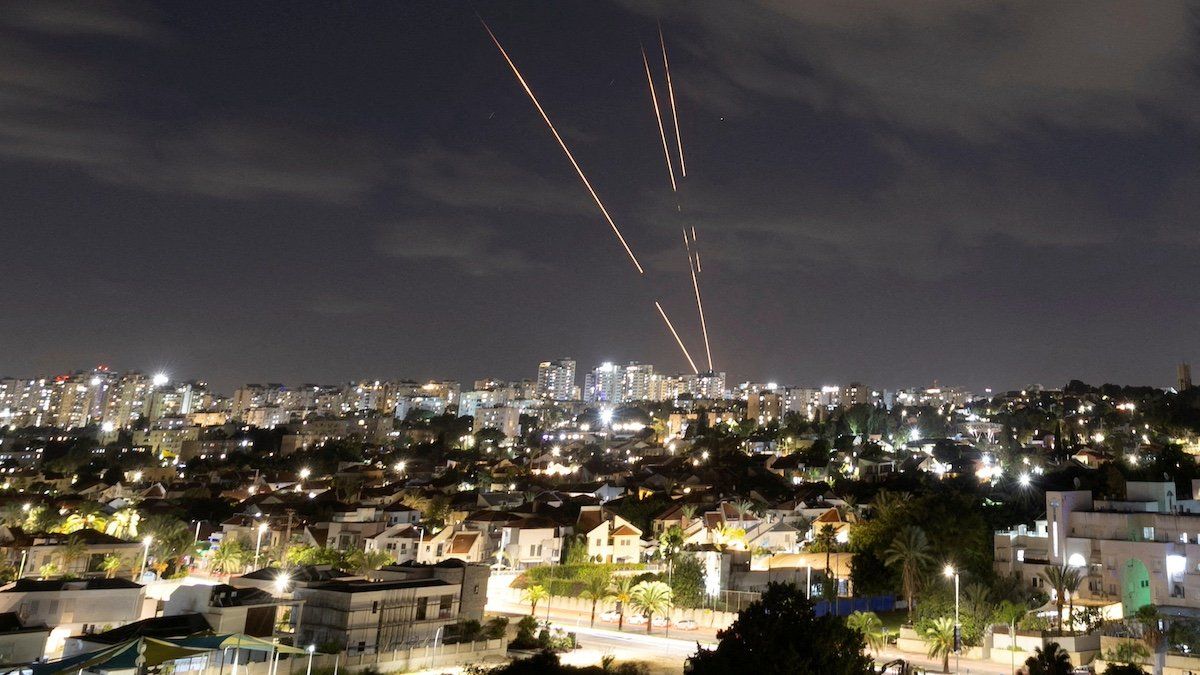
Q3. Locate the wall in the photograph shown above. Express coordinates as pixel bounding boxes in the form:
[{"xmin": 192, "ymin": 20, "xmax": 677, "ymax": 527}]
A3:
[{"xmin": 192, "ymin": 639, "xmax": 508, "ymax": 675}]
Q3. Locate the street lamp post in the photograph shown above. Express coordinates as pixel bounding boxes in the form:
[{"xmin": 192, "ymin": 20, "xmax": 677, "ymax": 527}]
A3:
[
  {"xmin": 305, "ymin": 645, "xmax": 315, "ymax": 675},
  {"xmin": 254, "ymin": 523, "xmax": 268, "ymax": 570},
  {"xmin": 139, "ymin": 536, "xmax": 153, "ymax": 578},
  {"xmin": 944, "ymin": 564, "xmax": 960, "ymax": 674}
]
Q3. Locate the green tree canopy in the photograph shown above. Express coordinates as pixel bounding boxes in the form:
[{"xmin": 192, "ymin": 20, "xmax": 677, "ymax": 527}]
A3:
[{"xmin": 686, "ymin": 582, "xmax": 873, "ymax": 675}]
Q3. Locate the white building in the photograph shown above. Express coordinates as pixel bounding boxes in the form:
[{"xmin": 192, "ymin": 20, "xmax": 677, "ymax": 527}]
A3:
[
  {"xmin": 536, "ymin": 359, "xmax": 576, "ymax": 401},
  {"xmin": 472, "ymin": 406, "xmax": 521, "ymax": 439},
  {"xmin": 995, "ymin": 479, "xmax": 1200, "ymax": 617}
]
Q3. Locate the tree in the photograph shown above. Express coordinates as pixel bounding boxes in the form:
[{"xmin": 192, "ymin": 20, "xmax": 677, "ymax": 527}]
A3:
[
  {"xmin": 209, "ymin": 538, "xmax": 249, "ymax": 575},
  {"xmin": 669, "ymin": 555, "xmax": 705, "ymax": 608},
  {"xmin": 924, "ymin": 616, "xmax": 956, "ymax": 673},
  {"xmin": 58, "ymin": 534, "xmax": 87, "ymax": 574},
  {"xmin": 845, "ymin": 610, "xmax": 886, "ymax": 655},
  {"xmin": 1024, "ymin": 642, "xmax": 1073, "ymax": 675},
  {"xmin": 813, "ymin": 524, "xmax": 838, "ymax": 582},
  {"xmin": 884, "ymin": 525, "xmax": 935, "ymax": 624},
  {"xmin": 141, "ymin": 515, "xmax": 193, "ymax": 574},
  {"xmin": 1103, "ymin": 641, "xmax": 1150, "ymax": 668},
  {"xmin": 658, "ymin": 525, "xmax": 684, "ymax": 577},
  {"xmin": 687, "ymin": 582, "xmax": 873, "ymax": 674},
  {"xmin": 349, "ymin": 549, "xmax": 393, "ymax": 577},
  {"xmin": 1040, "ymin": 564, "xmax": 1082, "ymax": 636},
  {"xmin": 579, "ymin": 571, "xmax": 612, "ymax": 627},
  {"xmin": 630, "ymin": 581, "xmax": 673, "ymax": 634},
  {"xmin": 105, "ymin": 508, "xmax": 140, "ymax": 539},
  {"xmin": 101, "ymin": 554, "xmax": 123, "ymax": 579},
  {"xmin": 521, "ymin": 584, "xmax": 548, "ymax": 616},
  {"xmin": 610, "ymin": 576, "xmax": 635, "ymax": 631}
]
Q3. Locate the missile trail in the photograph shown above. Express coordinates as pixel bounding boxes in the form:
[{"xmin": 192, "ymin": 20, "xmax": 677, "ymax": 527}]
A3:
[
  {"xmin": 642, "ymin": 46, "xmax": 676, "ymax": 192},
  {"xmin": 689, "ymin": 246, "xmax": 713, "ymax": 372},
  {"xmin": 481, "ymin": 18, "xmax": 645, "ymax": 274},
  {"xmin": 659, "ymin": 26, "xmax": 685, "ymax": 177},
  {"xmin": 655, "ymin": 300, "xmax": 699, "ymax": 374}
]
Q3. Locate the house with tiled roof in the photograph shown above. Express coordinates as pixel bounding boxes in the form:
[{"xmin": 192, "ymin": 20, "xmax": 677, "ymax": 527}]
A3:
[{"xmin": 577, "ymin": 505, "xmax": 642, "ymax": 563}]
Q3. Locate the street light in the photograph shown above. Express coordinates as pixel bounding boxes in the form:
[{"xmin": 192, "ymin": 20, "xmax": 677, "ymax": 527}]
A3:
[
  {"xmin": 944, "ymin": 564, "xmax": 960, "ymax": 673},
  {"xmin": 139, "ymin": 536, "xmax": 153, "ymax": 578},
  {"xmin": 254, "ymin": 522, "xmax": 269, "ymax": 570},
  {"xmin": 305, "ymin": 645, "xmax": 315, "ymax": 675}
]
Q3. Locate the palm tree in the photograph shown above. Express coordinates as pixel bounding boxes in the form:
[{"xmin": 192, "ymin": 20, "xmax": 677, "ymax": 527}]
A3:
[
  {"xmin": 349, "ymin": 549, "xmax": 393, "ymax": 578},
  {"xmin": 680, "ymin": 504, "xmax": 697, "ymax": 529},
  {"xmin": 658, "ymin": 526, "xmax": 684, "ymax": 579},
  {"xmin": 610, "ymin": 576, "xmax": 635, "ymax": 631},
  {"xmin": 1040, "ymin": 564, "xmax": 1082, "ymax": 636},
  {"xmin": 1024, "ymin": 641, "xmax": 1073, "ymax": 675},
  {"xmin": 209, "ymin": 538, "xmax": 249, "ymax": 575},
  {"xmin": 731, "ymin": 500, "xmax": 755, "ymax": 529},
  {"xmin": 846, "ymin": 610, "xmax": 887, "ymax": 655},
  {"xmin": 521, "ymin": 584, "xmax": 548, "ymax": 616},
  {"xmin": 579, "ymin": 571, "xmax": 613, "ymax": 627},
  {"xmin": 142, "ymin": 515, "xmax": 192, "ymax": 573},
  {"xmin": 1132, "ymin": 604, "xmax": 1163, "ymax": 656},
  {"xmin": 101, "ymin": 554, "xmax": 123, "ymax": 579},
  {"xmin": 630, "ymin": 581, "xmax": 673, "ymax": 634},
  {"xmin": 812, "ymin": 524, "xmax": 838, "ymax": 580},
  {"xmin": 870, "ymin": 490, "xmax": 910, "ymax": 521},
  {"xmin": 105, "ymin": 508, "xmax": 140, "ymax": 539},
  {"xmin": 924, "ymin": 616, "xmax": 956, "ymax": 673},
  {"xmin": 884, "ymin": 525, "xmax": 935, "ymax": 624},
  {"xmin": 58, "ymin": 534, "xmax": 87, "ymax": 574}
]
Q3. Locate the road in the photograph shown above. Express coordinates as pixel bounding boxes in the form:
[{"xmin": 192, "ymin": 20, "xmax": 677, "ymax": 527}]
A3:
[{"xmin": 489, "ymin": 591, "xmax": 1018, "ymax": 674}]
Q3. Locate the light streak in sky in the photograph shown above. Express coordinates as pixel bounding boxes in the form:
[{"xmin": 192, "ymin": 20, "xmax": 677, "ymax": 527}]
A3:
[
  {"xmin": 481, "ymin": 18, "xmax": 644, "ymax": 274},
  {"xmin": 655, "ymin": 300, "xmax": 699, "ymax": 374},
  {"xmin": 659, "ymin": 25, "xmax": 685, "ymax": 177},
  {"xmin": 642, "ymin": 46, "xmax": 677, "ymax": 192}
]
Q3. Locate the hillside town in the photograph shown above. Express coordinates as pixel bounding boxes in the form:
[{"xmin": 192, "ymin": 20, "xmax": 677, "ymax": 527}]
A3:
[{"xmin": 0, "ymin": 362, "xmax": 1197, "ymax": 673}]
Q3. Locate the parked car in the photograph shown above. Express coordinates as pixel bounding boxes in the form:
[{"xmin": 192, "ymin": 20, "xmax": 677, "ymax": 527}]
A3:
[
  {"xmin": 652, "ymin": 616, "xmax": 669, "ymax": 627},
  {"xmin": 627, "ymin": 614, "xmax": 648, "ymax": 625},
  {"xmin": 675, "ymin": 619, "xmax": 698, "ymax": 630},
  {"xmin": 599, "ymin": 610, "xmax": 620, "ymax": 623}
]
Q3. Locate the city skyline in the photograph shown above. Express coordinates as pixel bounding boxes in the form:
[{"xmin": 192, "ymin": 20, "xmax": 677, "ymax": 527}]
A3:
[{"xmin": 3, "ymin": 2, "xmax": 1200, "ymax": 398}]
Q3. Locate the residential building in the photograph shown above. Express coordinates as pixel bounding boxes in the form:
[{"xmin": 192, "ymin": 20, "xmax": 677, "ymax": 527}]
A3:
[
  {"xmin": 0, "ymin": 578, "xmax": 145, "ymax": 656},
  {"xmin": 292, "ymin": 577, "xmax": 463, "ymax": 653},
  {"xmin": 536, "ymin": 359, "xmax": 576, "ymax": 401},
  {"xmin": 995, "ymin": 479, "xmax": 1200, "ymax": 617},
  {"xmin": 577, "ymin": 506, "xmax": 643, "ymax": 563},
  {"xmin": 472, "ymin": 406, "xmax": 520, "ymax": 439}
]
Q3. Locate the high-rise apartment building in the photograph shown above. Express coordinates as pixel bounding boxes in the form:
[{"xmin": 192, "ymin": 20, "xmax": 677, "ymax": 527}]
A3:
[{"xmin": 536, "ymin": 359, "xmax": 576, "ymax": 401}]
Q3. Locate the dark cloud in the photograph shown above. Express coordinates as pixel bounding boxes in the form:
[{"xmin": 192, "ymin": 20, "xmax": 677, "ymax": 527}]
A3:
[{"xmin": 1, "ymin": 1, "xmax": 1199, "ymax": 391}]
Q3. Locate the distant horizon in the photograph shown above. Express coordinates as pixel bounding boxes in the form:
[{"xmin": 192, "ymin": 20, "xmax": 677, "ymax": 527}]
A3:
[{"xmin": 0, "ymin": 358, "xmax": 1185, "ymax": 399}]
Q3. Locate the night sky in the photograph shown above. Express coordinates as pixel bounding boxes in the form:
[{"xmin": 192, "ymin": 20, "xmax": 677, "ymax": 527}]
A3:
[{"xmin": 3, "ymin": 1, "xmax": 1200, "ymax": 393}]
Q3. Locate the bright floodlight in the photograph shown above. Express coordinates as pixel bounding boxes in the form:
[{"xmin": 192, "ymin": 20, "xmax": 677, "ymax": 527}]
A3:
[
  {"xmin": 307, "ymin": 645, "xmax": 316, "ymax": 654},
  {"xmin": 1018, "ymin": 472, "xmax": 1032, "ymax": 486},
  {"xmin": 943, "ymin": 564, "xmax": 955, "ymax": 578},
  {"xmin": 600, "ymin": 409, "xmax": 614, "ymax": 425},
  {"xmin": 274, "ymin": 572, "xmax": 291, "ymax": 593},
  {"xmin": 299, "ymin": 467, "xmax": 311, "ymax": 480},
  {"xmin": 143, "ymin": 536, "xmax": 153, "ymax": 546},
  {"xmin": 395, "ymin": 461, "xmax": 406, "ymax": 473},
  {"xmin": 152, "ymin": 372, "xmax": 169, "ymax": 387}
]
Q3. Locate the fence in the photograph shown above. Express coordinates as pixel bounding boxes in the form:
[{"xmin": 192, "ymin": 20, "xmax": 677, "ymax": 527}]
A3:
[
  {"xmin": 195, "ymin": 639, "xmax": 508, "ymax": 675},
  {"xmin": 812, "ymin": 595, "xmax": 895, "ymax": 617}
]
